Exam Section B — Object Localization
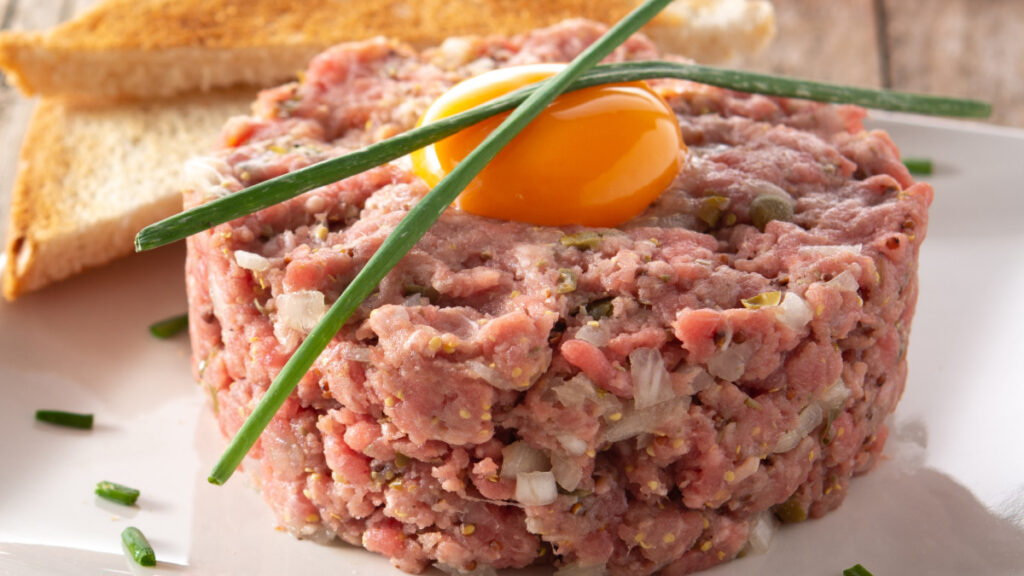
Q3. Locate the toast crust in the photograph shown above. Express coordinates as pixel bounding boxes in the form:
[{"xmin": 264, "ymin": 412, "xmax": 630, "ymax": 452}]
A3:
[
  {"xmin": 0, "ymin": 0, "xmax": 775, "ymax": 98},
  {"xmin": 8, "ymin": 0, "xmax": 685, "ymax": 50}
]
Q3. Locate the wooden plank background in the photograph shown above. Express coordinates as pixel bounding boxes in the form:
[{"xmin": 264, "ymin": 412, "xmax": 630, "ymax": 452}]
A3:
[
  {"xmin": 734, "ymin": 0, "xmax": 1023, "ymax": 128},
  {"xmin": 1, "ymin": 0, "xmax": 1022, "ymax": 247}
]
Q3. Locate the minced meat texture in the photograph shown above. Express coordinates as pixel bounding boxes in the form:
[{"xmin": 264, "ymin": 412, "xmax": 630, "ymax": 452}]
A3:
[{"xmin": 184, "ymin": 19, "xmax": 929, "ymax": 575}]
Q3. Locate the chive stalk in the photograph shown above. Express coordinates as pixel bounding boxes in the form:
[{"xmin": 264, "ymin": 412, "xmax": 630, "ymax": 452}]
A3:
[
  {"xmin": 843, "ymin": 564, "xmax": 874, "ymax": 576},
  {"xmin": 148, "ymin": 313, "xmax": 189, "ymax": 338},
  {"xmin": 95, "ymin": 481, "xmax": 140, "ymax": 506},
  {"xmin": 35, "ymin": 410, "xmax": 93, "ymax": 430},
  {"xmin": 135, "ymin": 62, "xmax": 990, "ymax": 252},
  {"xmin": 121, "ymin": 526, "xmax": 156, "ymax": 567},
  {"xmin": 206, "ymin": 0, "xmax": 676, "ymax": 486},
  {"xmin": 902, "ymin": 157, "xmax": 933, "ymax": 175}
]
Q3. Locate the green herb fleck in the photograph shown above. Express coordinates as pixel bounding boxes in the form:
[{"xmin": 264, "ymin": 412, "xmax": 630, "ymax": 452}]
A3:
[
  {"xmin": 843, "ymin": 564, "xmax": 874, "ymax": 576},
  {"xmin": 121, "ymin": 526, "xmax": 156, "ymax": 567},
  {"xmin": 902, "ymin": 157, "xmax": 932, "ymax": 175},
  {"xmin": 149, "ymin": 314, "xmax": 189, "ymax": 339},
  {"xmin": 35, "ymin": 410, "xmax": 93, "ymax": 430},
  {"xmin": 96, "ymin": 481, "xmax": 140, "ymax": 506}
]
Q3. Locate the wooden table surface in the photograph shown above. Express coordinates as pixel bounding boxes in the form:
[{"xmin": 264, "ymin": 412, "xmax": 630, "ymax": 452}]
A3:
[
  {"xmin": 1, "ymin": 0, "xmax": 1022, "ymax": 248},
  {"xmin": 734, "ymin": 0, "xmax": 1024, "ymax": 129}
]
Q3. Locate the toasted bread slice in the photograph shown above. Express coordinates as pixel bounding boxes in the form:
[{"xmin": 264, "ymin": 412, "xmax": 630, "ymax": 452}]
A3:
[
  {"xmin": 2, "ymin": 90, "xmax": 253, "ymax": 300},
  {"xmin": 0, "ymin": 0, "xmax": 774, "ymax": 99}
]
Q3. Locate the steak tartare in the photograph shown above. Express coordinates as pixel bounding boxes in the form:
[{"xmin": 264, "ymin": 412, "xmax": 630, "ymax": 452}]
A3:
[{"xmin": 184, "ymin": 20, "xmax": 930, "ymax": 575}]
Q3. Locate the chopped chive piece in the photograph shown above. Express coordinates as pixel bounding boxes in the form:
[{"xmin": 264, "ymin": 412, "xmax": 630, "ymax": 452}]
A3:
[
  {"xmin": 95, "ymin": 481, "xmax": 140, "ymax": 506},
  {"xmin": 35, "ymin": 410, "xmax": 93, "ymax": 429},
  {"xmin": 148, "ymin": 313, "xmax": 188, "ymax": 338},
  {"xmin": 902, "ymin": 157, "xmax": 933, "ymax": 175},
  {"xmin": 843, "ymin": 564, "xmax": 874, "ymax": 576},
  {"xmin": 121, "ymin": 526, "xmax": 156, "ymax": 567},
  {"xmin": 206, "ymin": 0, "xmax": 676, "ymax": 486},
  {"xmin": 135, "ymin": 62, "xmax": 989, "ymax": 253}
]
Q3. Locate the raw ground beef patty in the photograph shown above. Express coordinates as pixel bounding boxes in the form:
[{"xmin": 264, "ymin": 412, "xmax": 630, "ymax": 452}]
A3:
[{"xmin": 185, "ymin": 20, "xmax": 930, "ymax": 575}]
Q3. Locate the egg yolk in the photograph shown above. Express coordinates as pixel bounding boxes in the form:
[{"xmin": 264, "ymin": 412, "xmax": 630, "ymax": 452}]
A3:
[{"xmin": 411, "ymin": 64, "xmax": 685, "ymax": 227}]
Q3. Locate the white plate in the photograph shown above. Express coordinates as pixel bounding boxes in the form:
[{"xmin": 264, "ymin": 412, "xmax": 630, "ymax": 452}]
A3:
[{"xmin": 2, "ymin": 114, "xmax": 1024, "ymax": 576}]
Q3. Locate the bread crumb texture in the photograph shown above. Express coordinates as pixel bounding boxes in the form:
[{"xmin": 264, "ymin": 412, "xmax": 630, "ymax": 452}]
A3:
[{"xmin": 2, "ymin": 90, "xmax": 252, "ymax": 300}]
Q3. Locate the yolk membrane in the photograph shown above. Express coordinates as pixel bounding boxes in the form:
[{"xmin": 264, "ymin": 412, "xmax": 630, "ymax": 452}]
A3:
[{"xmin": 411, "ymin": 64, "xmax": 685, "ymax": 227}]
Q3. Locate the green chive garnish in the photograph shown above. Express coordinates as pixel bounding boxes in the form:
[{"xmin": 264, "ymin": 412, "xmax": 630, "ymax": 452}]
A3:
[
  {"xmin": 95, "ymin": 481, "xmax": 140, "ymax": 506},
  {"xmin": 903, "ymin": 157, "xmax": 933, "ymax": 175},
  {"xmin": 121, "ymin": 526, "xmax": 156, "ymax": 567},
  {"xmin": 134, "ymin": 63, "xmax": 989, "ymax": 253},
  {"xmin": 35, "ymin": 410, "xmax": 93, "ymax": 430},
  {"xmin": 148, "ymin": 313, "xmax": 189, "ymax": 338},
  {"xmin": 843, "ymin": 564, "xmax": 874, "ymax": 576},
  {"xmin": 205, "ymin": 0, "xmax": 676, "ymax": 486}
]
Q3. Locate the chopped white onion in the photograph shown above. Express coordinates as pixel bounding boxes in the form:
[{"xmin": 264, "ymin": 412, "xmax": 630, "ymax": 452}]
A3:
[
  {"xmin": 603, "ymin": 411, "xmax": 650, "ymax": 444},
  {"xmin": 630, "ymin": 347, "xmax": 675, "ymax": 409},
  {"xmin": 773, "ymin": 402, "xmax": 824, "ymax": 453},
  {"xmin": 772, "ymin": 431, "xmax": 800, "ymax": 455},
  {"xmin": 500, "ymin": 442, "xmax": 549, "ymax": 479},
  {"xmin": 746, "ymin": 179, "xmax": 792, "ymax": 201},
  {"xmin": 553, "ymin": 374, "xmax": 597, "ymax": 408},
  {"xmin": 552, "ymin": 456, "xmax": 584, "ymax": 492},
  {"xmin": 467, "ymin": 360, "xmax": 516, "ymax": 390},
  {"xmin": 437, "ymin": 36, "xmax": 476, "ymax": 66},
  {"xmin": 675, "ymin": 365, "xmax": 715, "ymax": 395},
  {"xmin": 342, "ymin": 347, "xmax": 371, "ymax": 363},
  {"xmin": 556, "ymin": 434, "xmax": 588, "ymax": 457},
  {"xmin": 603, "ymin": 397, "xmax": 690, "ymax": 444},
  {"xmin": 440, "ymin": 312, "xmax": 482, "ymax": 340},
  {"xmin": 402, "ymin": 293, "xmax": 428, "ymax": 307},
  {"xmin": 826, "ymin": 270, "xmax": 860, "ymax": 292},
  {"xmin": 798, "ymin": 244, "xmax": 862, "ymax": 257},
  {"xmin": 575, "ymin": 323, "xmax": 610, "ymax": 348},
  {"xmin": 207, "ymin": 271, "xmax": 229, "ymax": 319},
  {"xmin": 234, "ymin": 249, "xmax": 271, "ymax": 272},
  {"xmin": 819, "ymin": 378, "xmax": 851, "ymax": 411},
  {"xmin": 707, "ymin": 341, "xmax": 755, "ymax": 382},
  {"xmin": 775, "ymin": 292, "xmax": 813, "ymax": 331},
  {"xmin": 745, "ymin": 512, "xmax": 779, "ymax": 555},
  {"xmin": 515, "ymin": 471, "xmax": 558, "ymax": 506},
  {"xmin": 276, "ymin": 290, "xmax": 326, "ymax": 333},
  {"xmin": 183, "ymin": 156, "xmax": 231, "ymax": 198},
  {"xmin": 732, "ymin": 456, "xmax": 761, "ymax": 484}
]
